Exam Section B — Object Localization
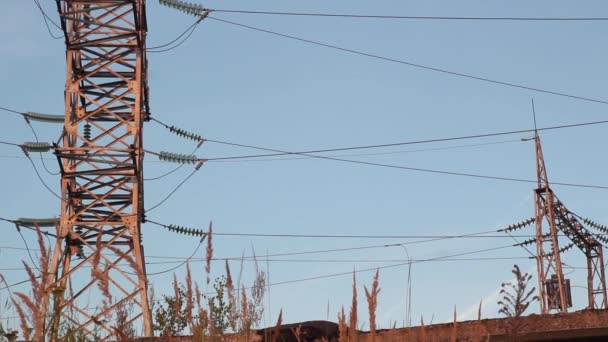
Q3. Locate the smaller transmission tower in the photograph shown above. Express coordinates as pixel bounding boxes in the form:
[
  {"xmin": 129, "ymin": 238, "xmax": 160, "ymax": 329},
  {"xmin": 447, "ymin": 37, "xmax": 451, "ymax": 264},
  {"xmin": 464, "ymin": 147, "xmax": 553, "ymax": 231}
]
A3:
[
  {"xmin": 532, "ymin": 130, "xmax": 607, "ymax": 313},
  {"xmin": 533, "ymin": 131, "xmax": 569, "ymax": 313}
]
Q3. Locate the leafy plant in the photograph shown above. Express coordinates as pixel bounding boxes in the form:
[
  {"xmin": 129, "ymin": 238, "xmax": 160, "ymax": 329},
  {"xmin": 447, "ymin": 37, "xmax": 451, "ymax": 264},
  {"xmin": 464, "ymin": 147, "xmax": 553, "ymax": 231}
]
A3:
[
  {"xmin": 498, "ymin": 265, "xmax": 538, "ymax": 318},
  {"xmin": 153, "ymin": 282, "xmax": 189, "ymax": 335}
]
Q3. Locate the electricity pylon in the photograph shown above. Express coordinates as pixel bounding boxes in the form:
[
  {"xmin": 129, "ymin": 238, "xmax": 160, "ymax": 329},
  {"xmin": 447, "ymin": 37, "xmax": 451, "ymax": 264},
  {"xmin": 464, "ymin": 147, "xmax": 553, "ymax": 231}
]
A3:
[
  {"xmin": 533, "ymin": 131, "xmax": 569, "ymax": 313},
  {"xmin": 533, "ymin": 132, "xmax": 607, "ymax": 313},
  {"xmin": 40, "ymin": 0, "xmax": 152, "ymax": 338}
]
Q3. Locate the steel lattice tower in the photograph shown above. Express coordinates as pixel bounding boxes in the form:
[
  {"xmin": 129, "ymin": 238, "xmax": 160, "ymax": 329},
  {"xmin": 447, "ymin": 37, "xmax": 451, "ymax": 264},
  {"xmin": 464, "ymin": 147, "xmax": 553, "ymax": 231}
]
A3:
[
  {"xmin": 533, "ymin": 133, "xmax": 607, "ymax": 313},
  {"xmin": 40, "ymin": 0, "xmax": 152, "ymax": 338},
  {"xmin": 533, "ymin": 132, "xmax": 569, "ymax": 313}
]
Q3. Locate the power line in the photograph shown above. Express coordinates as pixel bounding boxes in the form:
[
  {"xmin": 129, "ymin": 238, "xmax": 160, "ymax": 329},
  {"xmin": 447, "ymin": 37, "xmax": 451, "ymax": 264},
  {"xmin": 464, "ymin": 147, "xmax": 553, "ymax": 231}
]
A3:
[
  {"xmin": 145, "ymin": 167, "xmax": 201, "ymax": 212},
  {"xmin": 32, "ymin": 0, "xmax": 63, "ymax": 40},
  {"xmin": 150, "ymin": 139, "xmax": 608, "ymax": 190},
  {"xmin": 150, "ymin": 115, "xmax": 608, "ymax": 160},
  {"xmin": 147, "ymin": 17, "xmax": 205, "ymax": 53},
  {"xmin": 207, "ymin": 16, "xmax": 608, "ymax": 106},
  {"xmin": 148, "ymin": 117, "xmax": 608, "ymax": 191},
  {"xmin": 209, "ymin": 9, "xmax": 608, "ymax": 22},
  {"xmin": 211, "ymin": 139, "xmax": 523, "ymax": 163}
]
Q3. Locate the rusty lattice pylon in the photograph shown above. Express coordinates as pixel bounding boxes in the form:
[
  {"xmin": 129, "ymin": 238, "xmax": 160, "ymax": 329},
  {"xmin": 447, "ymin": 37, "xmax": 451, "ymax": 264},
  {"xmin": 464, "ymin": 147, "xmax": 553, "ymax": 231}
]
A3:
[
  {"xmin": 533, "ymin": 132, "xmax": 607, "ymax": 313},
  {"xmin": 39, "ymin": 0, "xmax": 152, "ymax": 338}
]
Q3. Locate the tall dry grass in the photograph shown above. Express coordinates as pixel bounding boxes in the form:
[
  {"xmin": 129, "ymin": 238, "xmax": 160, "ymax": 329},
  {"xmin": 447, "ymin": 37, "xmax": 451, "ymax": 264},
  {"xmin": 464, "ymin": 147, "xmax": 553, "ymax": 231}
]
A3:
[
  {"xmin": 206, "ymin": 222, "xmax": 213, "ymax": 285},
  {"xmin": 10, "ymin": 226, "xmax": 50, "ymax": 341},
  {"xmin": 338, "ymin": 306, "xmax": 347, "ymax": 342},
  {"xmin": 349, "ymin": 271, "xmax": 358, "ymax": 342},
  {"xmin": 364, "ymin": 269, "xmax": 380, "ymax": 342},
  {"xmin": 270, "ymin": 309, "xmax": 282, "ymax": 342}
]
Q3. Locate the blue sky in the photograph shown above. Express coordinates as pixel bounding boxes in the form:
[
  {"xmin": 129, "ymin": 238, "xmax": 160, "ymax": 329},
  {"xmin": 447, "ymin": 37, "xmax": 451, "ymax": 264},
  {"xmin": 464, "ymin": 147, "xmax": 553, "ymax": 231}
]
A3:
[{"xmin": 2, "ymin": 0, "xmax": 608, "ymax": 333}]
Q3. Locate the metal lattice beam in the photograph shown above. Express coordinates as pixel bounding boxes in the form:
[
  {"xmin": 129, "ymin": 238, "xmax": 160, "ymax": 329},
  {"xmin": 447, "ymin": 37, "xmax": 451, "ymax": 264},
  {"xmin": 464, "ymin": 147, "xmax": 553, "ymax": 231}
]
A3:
[
  {"xmin": 40, "ymin": 0, "xmax": 152, "ymax": 339},
  {"xmin": 532, "ymin": 133, "xmax": 608, "ymax": 313},
  {"xmin": 533, "ymin": 134, "xmax": 569, "ymax": 314}
]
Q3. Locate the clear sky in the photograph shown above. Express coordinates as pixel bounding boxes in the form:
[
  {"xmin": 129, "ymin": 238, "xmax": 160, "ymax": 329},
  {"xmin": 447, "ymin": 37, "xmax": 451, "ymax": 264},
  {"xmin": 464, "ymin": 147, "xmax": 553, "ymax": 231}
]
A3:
[{"xmin": 1, "ymin": 0, "xmax": 608, "ymax": 333}]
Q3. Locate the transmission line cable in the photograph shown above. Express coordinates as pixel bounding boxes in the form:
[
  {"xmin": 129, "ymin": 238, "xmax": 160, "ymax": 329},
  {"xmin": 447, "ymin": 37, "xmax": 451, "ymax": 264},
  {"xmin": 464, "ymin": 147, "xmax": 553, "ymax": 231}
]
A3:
[
  {"xmin": 208, "ymin": 9, "xmax": 608, "ymax": 21},
  {"xmin": 206, "ymin": 16, "xmax": 608, "ymax": 106},
  {"xmin": 211, "ymin": 139, "xmax": 523, "ymax": 163},
  {"xmin": 32, "ymin": 0, "xmax": 63, "ymax": 39},
  {"xmin": 145, "ymin": 167, "xmax": 203, "ymax": 212},
  {"xmin": 151, "ymin": 116, "xmax": 608, "ymax": 159},
  {"xmin": 147, "ymin": 17, "xmax": 206, "ymax": 53},
  {"xmin": 146, "ymin": 138, "xmax": 608, "ymax": 190}
]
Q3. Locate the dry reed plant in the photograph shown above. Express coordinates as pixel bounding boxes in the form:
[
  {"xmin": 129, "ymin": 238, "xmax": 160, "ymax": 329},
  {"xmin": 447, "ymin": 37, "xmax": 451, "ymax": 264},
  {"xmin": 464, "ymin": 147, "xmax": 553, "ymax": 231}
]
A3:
[
  {"xmin": 186, "ymin": 262, "xmax": 195, "ymax": 328},
  {"xmin": 10, "ymin": 226, "xmax": 50, "ymax": 341},
  {"xmin": 338, "ymin": 306, "xmax": 347, "ymax": 342},
  {"xmin": 270, "ymin": 310, "xmax": 283, "ymax": 342},
  {"xmin": 172, "ymin": 273, "xmax": 182, "ymax": 324},
  {"xmin": 11, "ymin": 299, "xmax": 29, "ymax": 342},
  {"xmin": 349, "ymin": 271, "xmax": 358, "ymax": 342},
  {"xmin": 92, "ymin": 238, "xmax": 112, "ymax": 310},
  {"xmin": 451, "ymin": 306, "xmax": 458, "ymax": 342},
  {"xmin": 240, "ymin": 287, "xmax": 250, "ymax": 328},
  {"xmin": 291, "ymin": 324, "xmax": 302, "ymax": 342},
  {"xmin": 364, "ymin": 269, "xmax": 380, "ymax": 342},
  {"xmin": 420, "ymin": 317, "xmax": 427, "ymax": 342},
  {"xmin": 206, "ymin": 222, "xmax": 214, "ymax": 285},
  {"xmin": 225, "ymin": 261, "xmax": 238, "ymax": 332}
]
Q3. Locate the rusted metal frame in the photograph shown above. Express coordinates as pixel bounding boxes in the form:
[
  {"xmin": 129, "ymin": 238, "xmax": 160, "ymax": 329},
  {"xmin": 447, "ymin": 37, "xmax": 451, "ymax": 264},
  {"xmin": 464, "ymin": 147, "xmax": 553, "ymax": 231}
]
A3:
[
  {"xmin": 82, "ymin": 226, "xmax": 131, "ymax": 242},
  {"xmin": 71, "ymin": 33, "xmax": 137, "ymax": 50},
  {"xmin": 599, "ymin": 249, "xmax": 608, "ymax": 308},
  {"xmin": 100, "ymin": 313, "xmax": 144, "ymax": 342},
  {"xmin": 70, "ymin": 9, "xmax": 136, "ymax": 37},
  {"xmin": 102, "ymin": 3, "xmax": 137, "ymax": 30},
  {"xmin": 58, "ymin": 155, "xmax": 131, "ymax": 167},
  {"xmin": 104, "ymin": 253, "xmax": 142, "ymax": 293},
  {"xmin": 80, "ymin": 78, "xmax": 130, "ymax": 92},
  {"xmin": 67, "ymin": 303, "xmax": 116, "ymax": 337},
  {"xmin": 73, "ymin": 177, "xmax": 131, "ymax": 217},
  {"xmin": 74, "ymin": 289, "xmax": 143, "ymax": 338},
  {"xmin": 64, "ymin": 3, "xmax": 134, "ymax": 40},
  {"xmin": 78, "ymin": 74, "xmax": 135, "ymax": 111},
  {"xmin": 77, "ymin": 174, "xmax": 131, "ymax": 194},
  {"xmin": 79, "ymin": 103, "xmax": 133, "ymax": 137},
  {"xmin": 77, "ymin": 82, "xmax": 135, "ymax": 121},
  {"xmin": 534, "ymin": 134, "xmax": 568, "ymax": 313},
  {"xmin": 64, "ymin": 166, "xmax": 134, "ymax": 177},
  {"xmin": 535, "ymin": 192, "xmax": 548, "ymax": 313},
  {"xmin": 54, "ymin": 226, "xmax": 131, "ymax": 290},
  {"xmin": 73, "ymin": 48, "xmax": 135, "ymax": 85},
  {"xmin": 56, "ymin": 150, "xmax": 132, "ymax": 163},
  {"xmin": 78, "ymin": 52, "xmax": 135, "ymax": 84},
  {"xmin": 84, "ymin": 120, "xmax": 133, "ymax": 147},
  {"xmin": 550, "ymin": 198, "xmax": 607, "ymax": 308},
  {"xmin": 58, "ymin": 310, "xmax": 97, "ymax": 336},
  {"xmin": 77, "ymin": 230, "xmax": 138, "ymax": 283}
]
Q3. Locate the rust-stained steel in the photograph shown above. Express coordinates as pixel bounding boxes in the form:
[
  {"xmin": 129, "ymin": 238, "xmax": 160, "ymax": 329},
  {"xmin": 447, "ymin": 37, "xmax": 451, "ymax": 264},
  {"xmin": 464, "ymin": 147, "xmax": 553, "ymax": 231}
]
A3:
[
  {"xmin": 532, "ymin": 133, "xmax": 607, "ymax": 313},
  {"xmin": 40, "ymin": 0, "xmax": 152, "ymax": 338},
  {"xmin": 533, "ymin": 133, "xmax": 569, "ymax": 313}
]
